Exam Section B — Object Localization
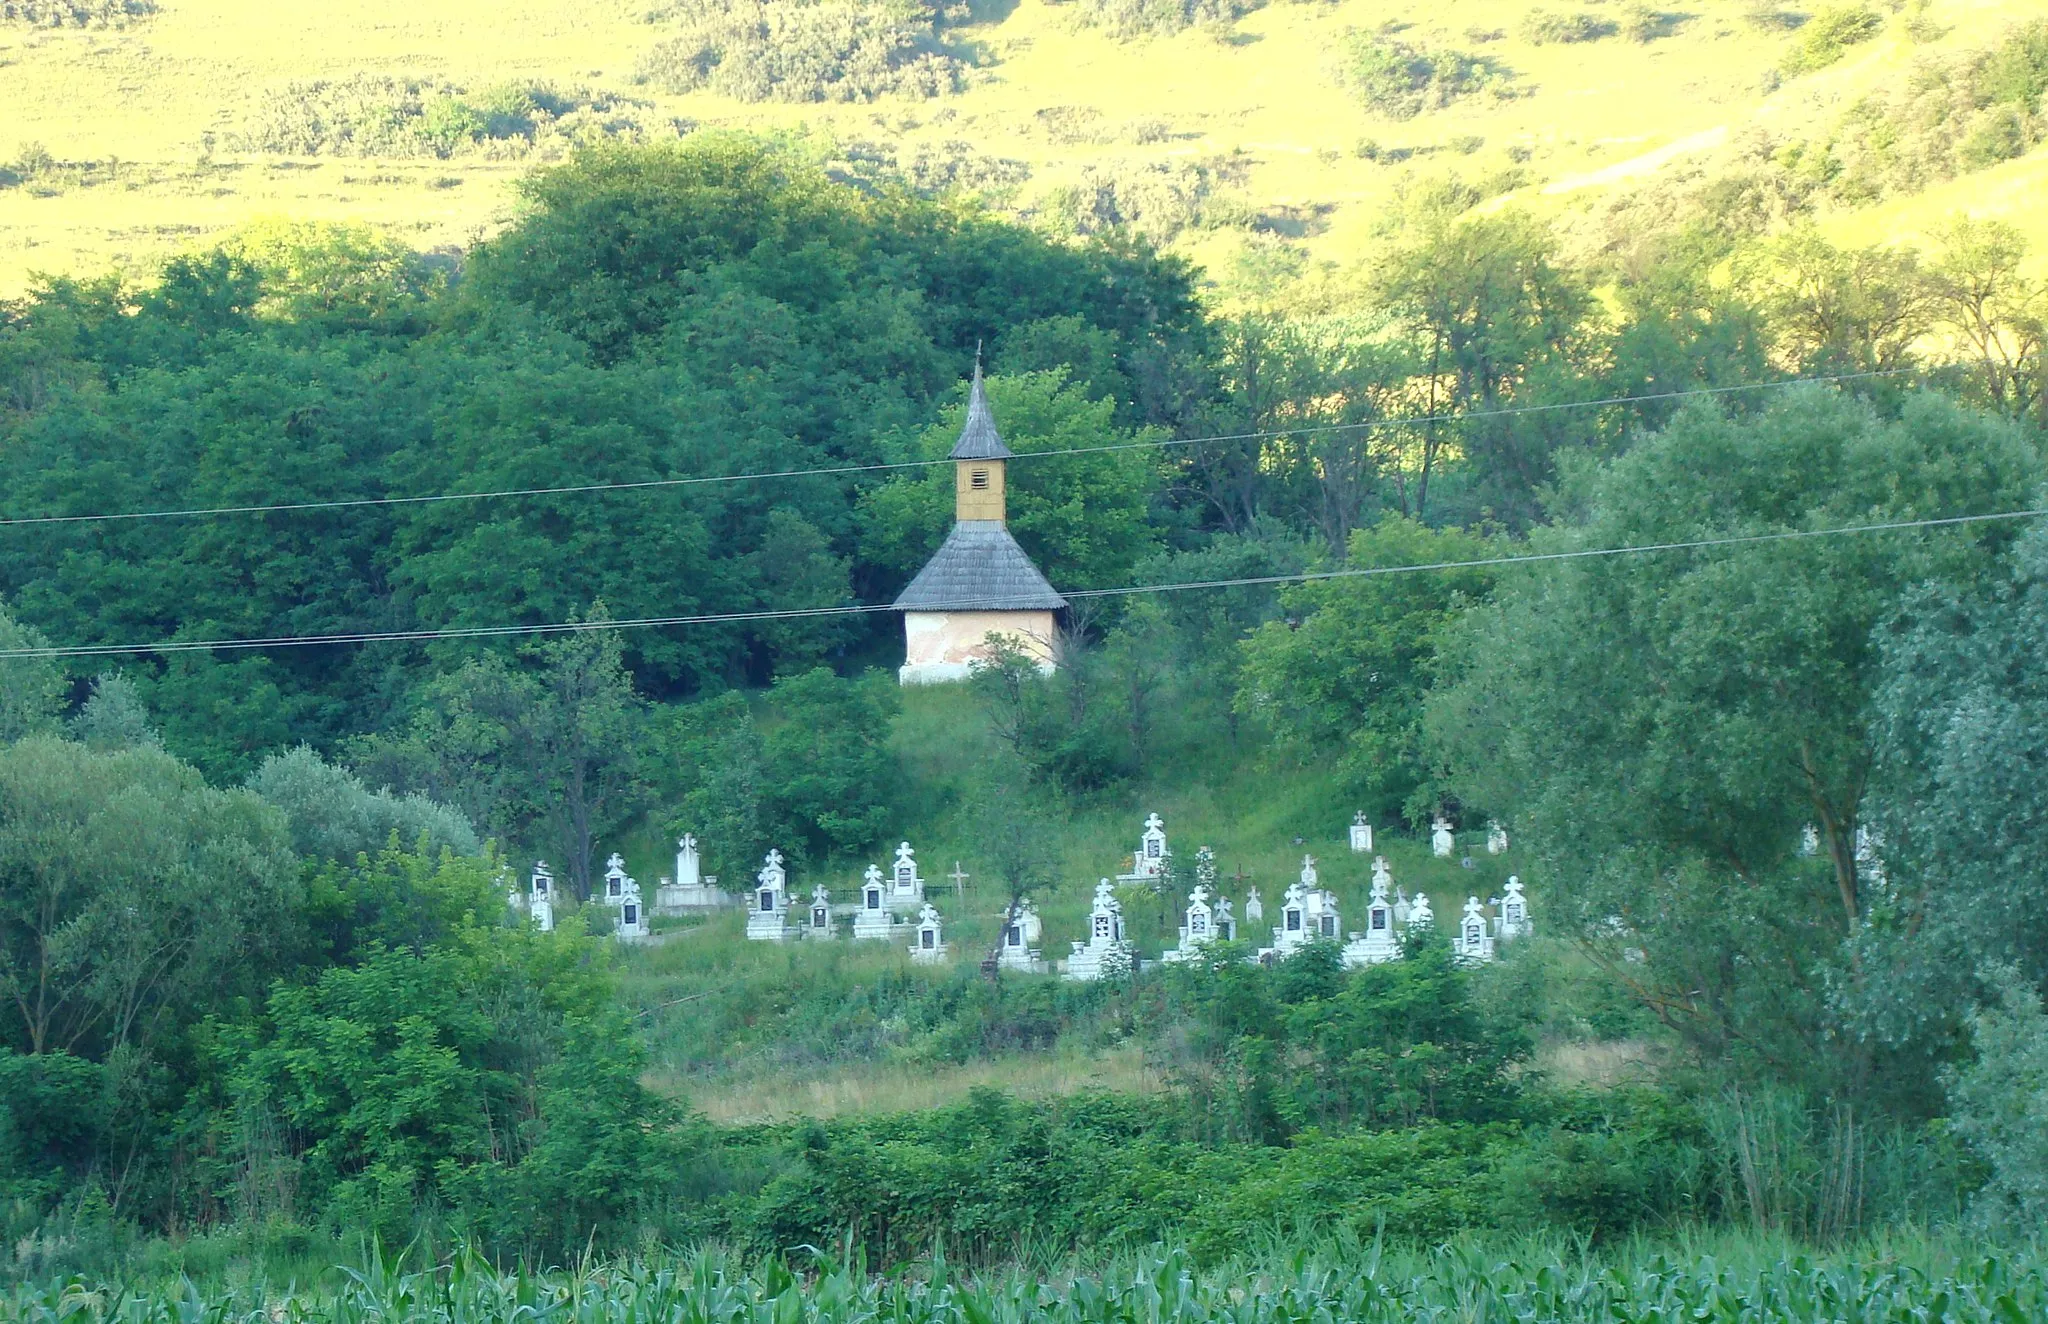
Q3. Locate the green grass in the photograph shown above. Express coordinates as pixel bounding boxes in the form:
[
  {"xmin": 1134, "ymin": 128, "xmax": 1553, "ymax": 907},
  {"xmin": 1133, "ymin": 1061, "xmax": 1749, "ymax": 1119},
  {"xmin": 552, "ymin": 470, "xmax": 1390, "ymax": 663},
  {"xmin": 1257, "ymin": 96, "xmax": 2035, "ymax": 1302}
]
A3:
[{"xmin": 3, "ymin": 0, "xmax": 2044, "ymax": 295}]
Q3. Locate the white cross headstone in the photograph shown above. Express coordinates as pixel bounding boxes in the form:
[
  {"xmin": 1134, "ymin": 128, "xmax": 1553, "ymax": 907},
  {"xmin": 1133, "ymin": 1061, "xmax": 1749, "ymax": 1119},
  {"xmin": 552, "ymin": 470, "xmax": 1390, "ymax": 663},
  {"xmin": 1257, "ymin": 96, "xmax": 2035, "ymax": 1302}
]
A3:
[
  {"xmin": 1432, "ymin": 816, "xmax": 1456, "ymax": 859},
  {"xmin": 998, "ymin": 898, "xmax": 1044, "ymax": 972},
  {"xmin": 1455, "ymin": 896, "xmax": 1495, "ymax": 963},
  {"xmin": 746, "ymin": 849, "xmax": 794, "ymax": 942},
  {"xmin": 1063, "ymin": 880, "xmax": 1132, "ymax": 981},
  {"xmin": 909, "ymin": 902, "xmax": 947, "ymax": 963},
  {"xmin": 853, "ymin": 864, "xmax": 896, "ymax": 941},
  {"xmin": 1486, "ymin": 821, "xmax": 1508, "ymax": 855},
  {"xmin": 1121, "ymin": 814, "xmax": 1168, "ymax": 881},
  {"xmin": 1349, "ymin": 812, "xmax": 1373, "ymax": 853},
  {"xmin": 1497, "ymin": 876, "xmax": 1530, "ymax": 940},
  {"xmin": 604, "ymin": 852, "xmax": 629, "ymax": 904},
  {"xmin": 1407, "ymin": 890, "xmax": 1434, "ymax": 930},
  {"xmin": 1245, "ymin": 887, "xmax": 1263, "ymax": 924},
  {"xmin": 891, "ymin": 842, "xmax": 925, "ymax": 903},
  {"xmin": 616, "ymin": 877, "xmax": 648, "ymax": 942},
  {"xmin": 807, "ymin": 883, "xmax": 834, "ymax": 939},
  {"xmin": 1344, "ymin": 864, "xmax": 1402, "ymax": 967},
  {"xmin": 1800, "ymin": 824, "xmax": 1820, "ymax": 857},
  {"xmin": 949, "ymin": 862, "xmax": 970, "ymax": 899},
  {"xmin": 1163, "ymin": 884, "xmax": 1217, "ymax": 964}
]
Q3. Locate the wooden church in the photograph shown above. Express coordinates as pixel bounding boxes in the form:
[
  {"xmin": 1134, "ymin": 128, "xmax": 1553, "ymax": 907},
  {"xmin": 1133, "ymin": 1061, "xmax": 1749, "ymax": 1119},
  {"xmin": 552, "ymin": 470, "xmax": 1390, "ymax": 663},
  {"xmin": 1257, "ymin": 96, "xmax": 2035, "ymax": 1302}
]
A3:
[{"xmin": 894, "ymin": 367, "xmax": 1065, "ymax": 684}]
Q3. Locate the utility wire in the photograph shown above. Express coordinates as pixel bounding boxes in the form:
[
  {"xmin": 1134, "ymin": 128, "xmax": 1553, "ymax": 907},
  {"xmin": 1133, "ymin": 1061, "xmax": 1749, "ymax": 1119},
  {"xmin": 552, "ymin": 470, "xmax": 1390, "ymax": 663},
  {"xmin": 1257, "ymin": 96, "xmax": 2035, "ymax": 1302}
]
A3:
[
  {"xmin": 0, "ymin": 368, "xmax": 1912, "ymax": 529},
  {"xmin": 3, "ymin": 503, "xmax": 2035, "ymax": 661}
]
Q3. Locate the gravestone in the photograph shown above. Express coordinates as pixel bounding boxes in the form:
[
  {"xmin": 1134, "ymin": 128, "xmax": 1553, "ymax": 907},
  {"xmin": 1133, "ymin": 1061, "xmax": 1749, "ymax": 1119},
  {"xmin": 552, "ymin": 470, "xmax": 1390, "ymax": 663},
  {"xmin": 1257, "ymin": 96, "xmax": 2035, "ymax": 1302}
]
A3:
[
  {"xmin": 1063, "ymin": 880, "xmax": 1133, "ymax": 981},
  {"xmin": 997, "ymin": 898, "xmax": 1046, "ymax": 973},
  {"xmin": 807, "ymin": 883, "xmax": 834, "ymax": 940},
  {"xmin": 529, "ymin": 862, "xmax": 556, "ymax": 932},
  {"xmin": 853, "ymin": 864, "xmax": 897, "ymax": 941},
  {"xmin": 1800, "ymin": 824, "xmax": 1820, "ymax": 857},
  {"xmin": 745, "ymin": 849, "xmax": 794, "ymax": 942},
  {"xmin": 1432, "ymin": 816, "xmax": 1456, "ymax": 859},
  {"xmin": 1245, "ymin": 887, "xmax": 1263, "ymax": 925},
  {"xmin": 909, "ymin": 903, "xmax": 947, "ymax": 964},
  {"xmin": 1344, "ymin": 867, "xmax": 1402, "ymax": 967},
  {"xmin": 1407, "ymin": 890, "xmax": 1434, "ymax": 930},
  {"xmin": 1487, "ymin": 821, "xmax": 1508, "ymax": 856},
  {"xmin": 1454, "ymin": 896, "xmax": 1495, "ymax": 963},
  {"xmin": 603, "ymin": 853, "xmax": 630, "ymax": 906},
  {"xmin": 616, "ymin": 877, "xmax": 648, "ymax": 942},
  {"xmin": 659, "ymin": 833, "xmax": 733, "ymax": 912},
  {"xmin": 1349, "ymin": 812, "xmax": 1373, "ymax": 853},
  {"xmin": 891, "ymin": 842, "xmax": 926, "ymax": 905},
  {"xmin": 1214, "ymin": 894, "xmax": 1237, "ymax": 942},
  {"xmin": 1161, "ymin": 884, "xmax": 1219, "ymax": 964},
  {"xmin": 1497, "ymin": 875, "xmax": 1531, "ymax": 940},
  {"xmin": 1119, "ymin": 814, "xmax": 1168, "ymax": 881},
  {"xmin": 505, "ymin": 865, "xmax": 526, "ymax": 914}
]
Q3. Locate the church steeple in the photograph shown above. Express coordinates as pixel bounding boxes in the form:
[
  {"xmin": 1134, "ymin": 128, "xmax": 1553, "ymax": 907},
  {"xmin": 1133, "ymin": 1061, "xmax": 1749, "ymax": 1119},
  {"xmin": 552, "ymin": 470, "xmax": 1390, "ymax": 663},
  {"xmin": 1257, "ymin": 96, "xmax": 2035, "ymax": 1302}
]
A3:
[{"xmin": 950, "ymin": 362, "xmax": 1012, "ymax": 522}]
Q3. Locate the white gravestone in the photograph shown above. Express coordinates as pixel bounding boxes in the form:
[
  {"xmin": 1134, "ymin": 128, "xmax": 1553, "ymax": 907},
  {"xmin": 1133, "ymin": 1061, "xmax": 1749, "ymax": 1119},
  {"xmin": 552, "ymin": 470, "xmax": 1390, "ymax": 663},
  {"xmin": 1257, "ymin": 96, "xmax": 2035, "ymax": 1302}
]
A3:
[
  {"xmin": 1407, "ymin": 889, "xmax": 1434, "ymax": 930},
  {"xmin": 1214, "ymin": 894, "xmax": 1237, "ymax": 942},
  {"xmin": 1245, "ymin": 887, "xmax": 1263, "ymax": 926},
  {"xmin": 1119, "ymin": 814, "xmax": 1168, "ymax": 881},
  {"xmin": 529, "ymin": 862, "xmax": 555, "ymax": 931},
  {"xmin": 807, "ymin": 883, "xmax": 835, "ymax": 940},
  {"xmin": 1349, "ymin": 813, "xmax": 1373, "ymax": 853},
  {"xmin": 853, "ymin": 864, "xmax": 898, "ymax": 941},
  {"xmin": 1063, "ymin": 880, "xmax": 1133, "ymax": 981},
  {"xmin": 746, "ymin": 849, "xmax": 795, "ymax": 942},
  {"xmin": 890, "ymin": 842, "xmax": 926, "ymax": 906},
  {"xmin": 1486, "ymin": 821, "xmax": 1508, "ymax": 856},
  {"xmin": 1497, "ymin": 875, "xmax": 1530, "ymax": 940},
  {"xmin": 997, "ymin": 899, "xmax": 1045, "ymax": 973},
  {"xmin": 616, "ymin": 877, "xmax": 648, "ymax": 942},
  {"xmin": 1343, "ymin": 869, "xmax": 1402, "ymax": 967},
  {"xmin": 1800, "ymin": 824, "xmax": 1820, "ymax": 857},
  {"xmin": 1432, "ymin": 816, "xmax": 1456, "ymax": 859},
  {"xmin": 1162, "ymin": 884, "xmax": 1219, "ymax": 964},
  {"xmin": 909, "ymin": 902, "xmax": 948, "ymax": 963},
  {"xmin": 603, "ymin": 853, "xmax": 630, "ymax": 906},
  {"xmin": 1455, "ymin": 896, "xmax": 1495, "ymax": 963},
  {"xmin": 659, "ymin": 833, "xmax": 733, "ymax": 912}
]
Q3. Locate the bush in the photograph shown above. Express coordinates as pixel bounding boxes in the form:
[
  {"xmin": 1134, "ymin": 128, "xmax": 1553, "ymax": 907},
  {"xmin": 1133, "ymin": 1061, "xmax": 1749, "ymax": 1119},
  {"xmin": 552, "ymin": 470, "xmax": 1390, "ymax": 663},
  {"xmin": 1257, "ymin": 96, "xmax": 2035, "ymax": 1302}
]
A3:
[
  {"xmin": 228, "ymin": 78, "xmax": 671, "ymax": 158},
  {"xmin": 1520, "ymin": 9, "xmax": 1616, "ymax": 43},
  {"xmin": 1067, "ymin": 0, "xmax": 1262, "ymax": 39},
  {"xmin": 0, "ymin": 0, "xmax": 152, "ymax": 27},
  {"xmin": 637, "ymin": 0, "xmax": 966, "ymax": 102},
  {"xmin": 1780, "ymin": 5, "xmax": 1883, "ymax": 75},
  {"xmin": 1337, "ymin": 33, "xmax": 1508, "ymax": 120}
]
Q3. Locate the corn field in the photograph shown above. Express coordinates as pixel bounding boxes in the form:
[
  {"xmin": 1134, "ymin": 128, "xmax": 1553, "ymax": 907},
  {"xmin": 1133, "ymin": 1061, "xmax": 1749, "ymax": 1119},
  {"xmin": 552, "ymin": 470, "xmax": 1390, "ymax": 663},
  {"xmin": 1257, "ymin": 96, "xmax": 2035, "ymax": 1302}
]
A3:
[{"xmin": 6, "ymin": 1241, "xmax": 2046, "ymax": 1324}]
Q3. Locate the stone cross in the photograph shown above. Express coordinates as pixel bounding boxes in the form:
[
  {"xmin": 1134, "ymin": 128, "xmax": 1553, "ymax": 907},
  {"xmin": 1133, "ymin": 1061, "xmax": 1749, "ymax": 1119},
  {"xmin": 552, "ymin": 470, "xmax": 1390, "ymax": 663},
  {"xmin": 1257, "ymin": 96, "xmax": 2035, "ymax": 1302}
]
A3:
[
  {"xmin": 1300, "ymin": 854, "xmax": 1318, "ymax": 888},
  {"xmin": 949, "ymin": 862, "xmax": 970, "ymax": 898},
  {"xmin": 1432, "ymin": 816, "xmax": 1455, "ymax": 859}
]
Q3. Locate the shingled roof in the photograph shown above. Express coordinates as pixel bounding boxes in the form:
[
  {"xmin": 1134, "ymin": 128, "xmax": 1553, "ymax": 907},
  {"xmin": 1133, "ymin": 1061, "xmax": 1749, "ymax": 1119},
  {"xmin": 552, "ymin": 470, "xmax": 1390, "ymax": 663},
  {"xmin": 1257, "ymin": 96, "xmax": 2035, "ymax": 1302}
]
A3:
[
  {"xmin": 948, "ymin": 365, "xmax": 1014, "ymax": 461},
  {"xmin": 893, "ymin": 521, "xmax": 1067, "ymax": 611}
]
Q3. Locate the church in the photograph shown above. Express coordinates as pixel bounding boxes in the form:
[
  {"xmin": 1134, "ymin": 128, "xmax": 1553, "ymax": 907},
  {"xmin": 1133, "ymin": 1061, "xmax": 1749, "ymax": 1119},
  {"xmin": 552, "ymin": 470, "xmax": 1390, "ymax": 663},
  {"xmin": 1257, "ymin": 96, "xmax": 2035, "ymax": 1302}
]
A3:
[{"xmin": 893, "ymin": 367, "xmax": 1066, "ymax": 684}]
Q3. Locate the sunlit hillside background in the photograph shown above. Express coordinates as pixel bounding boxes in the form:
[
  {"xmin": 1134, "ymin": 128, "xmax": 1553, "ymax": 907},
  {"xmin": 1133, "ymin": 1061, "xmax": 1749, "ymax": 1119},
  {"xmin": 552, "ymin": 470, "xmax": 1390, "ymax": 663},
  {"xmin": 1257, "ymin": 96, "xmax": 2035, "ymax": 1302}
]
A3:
[{"xmin": 4, "ymin": 0, "xmax": 2046, "ymax": 295}]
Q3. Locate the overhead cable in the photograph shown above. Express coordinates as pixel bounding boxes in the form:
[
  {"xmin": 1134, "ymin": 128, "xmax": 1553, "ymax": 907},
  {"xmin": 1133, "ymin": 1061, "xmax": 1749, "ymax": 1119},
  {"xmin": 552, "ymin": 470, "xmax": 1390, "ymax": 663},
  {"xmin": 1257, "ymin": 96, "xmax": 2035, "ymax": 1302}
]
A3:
[
  {"xmin": 0, "ymin": 368, "xmax": 1913, "ymax": 529},
  {"xmin": 1, "ymin": 502, "xmax": 2034, "ymax": 661}
]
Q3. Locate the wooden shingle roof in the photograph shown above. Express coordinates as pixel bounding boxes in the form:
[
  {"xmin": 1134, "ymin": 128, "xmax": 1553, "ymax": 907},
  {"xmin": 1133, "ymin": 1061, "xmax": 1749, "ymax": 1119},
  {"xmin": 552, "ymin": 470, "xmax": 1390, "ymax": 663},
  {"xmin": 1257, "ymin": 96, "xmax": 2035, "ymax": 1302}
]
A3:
[
  {"xmin": 893, "ymin": 521, "xmax": 1067, "ymax": 611},
  {"xmin": 948, "ymin": 366, "xmax": 1014, "ymax": 461}
]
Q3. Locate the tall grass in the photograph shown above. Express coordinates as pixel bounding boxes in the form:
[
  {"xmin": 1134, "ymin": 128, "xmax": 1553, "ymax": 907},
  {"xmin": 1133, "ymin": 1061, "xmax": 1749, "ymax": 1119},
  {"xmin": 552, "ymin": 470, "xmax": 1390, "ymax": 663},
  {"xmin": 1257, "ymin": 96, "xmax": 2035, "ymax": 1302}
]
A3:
[{"xmin": 9, "ymin": 1233, "xmax": 2047, "ymax": 1323}]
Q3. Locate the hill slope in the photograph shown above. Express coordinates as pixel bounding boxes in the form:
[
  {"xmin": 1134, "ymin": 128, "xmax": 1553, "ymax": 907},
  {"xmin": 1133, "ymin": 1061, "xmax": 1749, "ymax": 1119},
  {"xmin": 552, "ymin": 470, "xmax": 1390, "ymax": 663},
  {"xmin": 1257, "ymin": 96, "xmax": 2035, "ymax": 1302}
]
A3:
[{"xmin": 3, "ymin": 0, "xmax": 2045, "ymax": 294}]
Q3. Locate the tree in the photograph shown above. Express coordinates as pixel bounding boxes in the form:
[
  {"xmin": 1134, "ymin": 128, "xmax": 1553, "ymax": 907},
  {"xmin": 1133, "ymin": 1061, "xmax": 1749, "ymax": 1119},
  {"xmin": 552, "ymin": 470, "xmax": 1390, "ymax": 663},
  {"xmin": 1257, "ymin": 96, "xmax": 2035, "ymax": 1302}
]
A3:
[
  {"xmin": 0, "ymin": 737, "xmax": 300, "ymax": 1059},
  {"xmin": 67, "ymin": 674, "xmax": 159, "ymax": 752},
  {"xmin": 1425, "ymin": 389, "xmax": 2040, "ymax": 1092},
  {"xmin": 1239, "ymin": 517, "xmax": 1496, "ymax": 822},
  {"xmin": 1924, "ymin": 220, "xmax": 2048, "ymax": 427},
  {"xmin": 1734, "ymin": 227, "xmax": 1932, "ymax": 375},
  {"xmin": 0, "ymin": 602, "xmax": 63, "ymax": 745},
  {"xmin": 247, "ymin": 744, "xmax": 479, "ymax": 861},
  {"xmin": 1369, "ymin": 206, "xmax": 1594, "ymax": 524},
  {"xmin": 759, "ymin": 667, "xmax": 900, "ymax": 860},
  {"xmin": 355, "ymin": 619, "xmax": 648, "ymax": 898}
]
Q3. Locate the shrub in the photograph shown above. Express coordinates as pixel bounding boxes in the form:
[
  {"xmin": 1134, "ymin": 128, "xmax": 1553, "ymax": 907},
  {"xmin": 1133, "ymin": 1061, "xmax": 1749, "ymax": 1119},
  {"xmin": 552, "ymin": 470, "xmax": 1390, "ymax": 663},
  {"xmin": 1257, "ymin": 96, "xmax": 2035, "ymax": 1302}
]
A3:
[
  {"xmin": 0, "ymin": 0, "xmax": 152, "ymax": 27},
  {"xmin": 637, "ymin": 0, "xmax": 966, "ymax": 102},
  {"xmin": 227, "ymin": 78, "xmax": 672, "ymax": 159},
  {"xmin": 1520, "ymin": 8, "xmax": 1616, "ymax": 43},
  {"xmin": 1780, "ymin": 4, "xmax": 1883, "ymax": 75},
  {"xmin": 1066, "ymin": 0, "xmax": 1262, "ymax": 39},
  {"xmin": 1337, "ymin": 33, "xmax": 1507, "ymax": 120}
]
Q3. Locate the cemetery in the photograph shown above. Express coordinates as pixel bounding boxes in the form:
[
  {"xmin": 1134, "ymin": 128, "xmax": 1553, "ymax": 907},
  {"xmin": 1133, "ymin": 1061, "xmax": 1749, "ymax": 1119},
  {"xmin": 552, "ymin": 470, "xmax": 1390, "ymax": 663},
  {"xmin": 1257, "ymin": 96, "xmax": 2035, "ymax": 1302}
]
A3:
[{"xmin": 559, "ymin": 809, "xmax": 1530, "ymax": 973}]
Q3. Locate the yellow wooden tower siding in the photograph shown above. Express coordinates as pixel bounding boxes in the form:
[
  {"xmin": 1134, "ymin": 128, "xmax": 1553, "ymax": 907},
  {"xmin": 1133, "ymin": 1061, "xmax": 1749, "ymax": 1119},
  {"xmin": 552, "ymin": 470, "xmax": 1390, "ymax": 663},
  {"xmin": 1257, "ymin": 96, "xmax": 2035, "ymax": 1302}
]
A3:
[{"xmin": 893, "ymin": 366, "xmax": 1066, "ymax": 685}]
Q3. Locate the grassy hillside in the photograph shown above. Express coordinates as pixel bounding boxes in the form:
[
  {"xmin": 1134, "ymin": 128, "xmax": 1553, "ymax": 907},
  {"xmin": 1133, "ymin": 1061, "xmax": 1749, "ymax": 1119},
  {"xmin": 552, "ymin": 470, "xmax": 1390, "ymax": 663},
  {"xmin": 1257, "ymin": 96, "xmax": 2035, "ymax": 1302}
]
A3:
[
  {"xmin": 600, "ymin": 681, "xmax": 1556, "ymax": 1123},
  {"xmin": 5, "ymin": 0, "xmax": 2046, "ymax": 295}
]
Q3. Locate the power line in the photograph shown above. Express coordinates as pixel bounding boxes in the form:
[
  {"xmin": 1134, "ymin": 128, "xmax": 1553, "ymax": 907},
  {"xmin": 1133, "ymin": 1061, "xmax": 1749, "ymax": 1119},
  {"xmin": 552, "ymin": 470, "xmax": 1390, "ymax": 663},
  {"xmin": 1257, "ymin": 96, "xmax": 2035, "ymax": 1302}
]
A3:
[
  {"xmin": 0, "ymin": 368, "xmax": 1912, "ymax": 530},
  {"xmin": 2, "ymin": 503, "xmax": 2034, "ymax": 662}
]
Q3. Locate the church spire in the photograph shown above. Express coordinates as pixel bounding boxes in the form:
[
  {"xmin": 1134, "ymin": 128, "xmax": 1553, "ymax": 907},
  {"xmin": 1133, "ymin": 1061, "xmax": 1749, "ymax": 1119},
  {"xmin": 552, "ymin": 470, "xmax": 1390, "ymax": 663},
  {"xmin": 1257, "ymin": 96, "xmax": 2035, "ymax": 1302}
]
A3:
[{"xmin": 950, "ymin": 361, "xmax": 1014, "ymax": 462}]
